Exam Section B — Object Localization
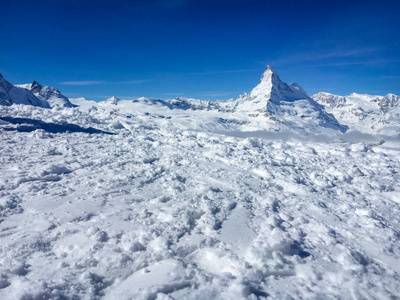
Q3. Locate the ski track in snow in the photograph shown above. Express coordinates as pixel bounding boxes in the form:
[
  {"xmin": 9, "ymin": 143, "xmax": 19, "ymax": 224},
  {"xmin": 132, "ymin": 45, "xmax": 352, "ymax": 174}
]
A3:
[{"xmin": 0, "ymin": 104, "xmax": 400, "ymax": 299}]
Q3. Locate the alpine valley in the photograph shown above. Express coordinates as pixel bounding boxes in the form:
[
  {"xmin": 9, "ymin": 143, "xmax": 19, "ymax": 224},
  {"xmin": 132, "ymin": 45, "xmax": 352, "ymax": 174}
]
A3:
[{"xmin": 0, "ymin": 66, "xmax": 399, "ymax": 299}]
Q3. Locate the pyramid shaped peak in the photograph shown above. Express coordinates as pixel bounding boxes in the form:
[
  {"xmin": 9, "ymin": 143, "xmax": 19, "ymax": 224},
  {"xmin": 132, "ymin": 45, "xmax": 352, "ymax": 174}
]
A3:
[
  {"xmin": 30, "ymin": 80, "xmax": 43, "ymax": 93},
  {"xmin": 31, "ymin": 80, "xmax": 42, "ymax": 88},
  {"xmin": 261, "ymin": 65, "xmax": 279, "ymax": 77},
  {"xmin": 257, "ymin": 65, "xmax": 283, "ymax": 87},
  {"xmin": 248, "ymin": 65, "xmax": 309, "ymax": 104},
  {"xmin": 265, "ymin": 65, "xmax": 277, "ymax": 73}
]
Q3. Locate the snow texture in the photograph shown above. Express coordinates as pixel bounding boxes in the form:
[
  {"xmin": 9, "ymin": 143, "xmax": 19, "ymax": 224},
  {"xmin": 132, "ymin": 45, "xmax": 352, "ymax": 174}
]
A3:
[
  {"xmin": 312, "ymin": 92, "xmax": 400, "ymax": 135},
  {"xmin": 0, "ymin": 68, "xmax": 400, "ymax": 299}
]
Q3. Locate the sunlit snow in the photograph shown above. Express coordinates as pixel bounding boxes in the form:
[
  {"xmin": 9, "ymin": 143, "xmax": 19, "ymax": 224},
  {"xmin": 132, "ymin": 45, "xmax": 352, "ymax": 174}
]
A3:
[{"xmin": 0, "ymin": 67, "xmax": 399, "ymax": 299}]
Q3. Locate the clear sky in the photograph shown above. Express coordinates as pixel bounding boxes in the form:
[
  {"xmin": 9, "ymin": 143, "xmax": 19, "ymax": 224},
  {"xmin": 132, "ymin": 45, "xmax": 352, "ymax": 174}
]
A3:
[{"xmin": 1, "ymin": 0, "xmax": 399, "ymax": 101}]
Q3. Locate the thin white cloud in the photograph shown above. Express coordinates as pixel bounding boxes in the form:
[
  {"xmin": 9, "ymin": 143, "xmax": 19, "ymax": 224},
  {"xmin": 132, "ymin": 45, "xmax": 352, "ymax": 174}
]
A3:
[
  {"xmin": 59, "ymin": 79, "xmax": 149, "ymax": 85},
  {"xmin": 267, "ymin": 46, "xmax": 383, "ymax": 66},
  {"xmin": 59, "ymin": 81, "xmax": 106, "ymax": 86},
  {"xmin": 191, "ymin": 69, "xmax": 258, "ymax": 75},
  {"xmin": 116, "ymin": 79, "xmax": 149, "ymax": 84},
  {"xmin": 163, "ymin": 93, "xmax": 185, "ymax": 96},
  {"xmin": 196, "ymin": 91, "xmax": 243, "ymax": 97},
  {"xmin": 317, "ymin": 59, "xmax": 400, "ymax": 67}
]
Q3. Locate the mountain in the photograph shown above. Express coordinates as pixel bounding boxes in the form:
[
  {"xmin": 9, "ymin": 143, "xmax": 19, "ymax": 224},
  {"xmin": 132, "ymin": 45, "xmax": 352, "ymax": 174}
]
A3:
[
  {"xmin": 103, "ymin": 96, "xmax": 120, "ymax": 105},
  {"xmin": 221, "ymin": 65, "xmax": 347, "ymax": 133},
  {"xmin": 312, "ymin": 92, "xmax": 400, "ymax": 134},
  {"xmin": 379, "ymin": 93, "xmax": 400, "ymax": 114},
  {"xmin": 0, "ymin": 73, "xmax": 48, "ymax": 107},
  {"xmin": 234, "ymin": 65, "xmax": 310, "ymax": 111},
  {"xmin": 75, "ymin": 66, "xmax": 348, "ymax": 134},
  {"xmin": 17, "ymin": 81, "xmax": 74, "ymax": 108}
]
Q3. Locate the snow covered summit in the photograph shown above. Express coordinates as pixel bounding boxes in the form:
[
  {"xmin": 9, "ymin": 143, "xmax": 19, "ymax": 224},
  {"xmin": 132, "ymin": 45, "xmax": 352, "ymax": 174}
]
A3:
[
  {"xmin": 103, "ymin": 96, "xmax": 120, "ymax": 105},
  {"xmin": 231, "ymin": 65, "xmax": 315, "ymax": 112},
  {"xmin": 17, "ymin": 81, "xmax": 74, "ymax": 108},
  {"xmin": 0, "ymin": 73, "xmax": 48, "ymax": 107},
  {"xmin": 249, "ymin": 65, "xmax": 309, "ymax": 104},
  {"xmin": 225, "ymin": 66, "xmax": 347, "ymax": 133}
]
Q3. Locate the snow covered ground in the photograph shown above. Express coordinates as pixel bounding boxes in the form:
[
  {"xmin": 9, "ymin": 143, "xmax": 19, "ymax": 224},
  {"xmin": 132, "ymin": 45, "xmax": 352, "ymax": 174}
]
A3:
[
  {"xmin": 1, "ymin": 101, "xmax": 400, "ymax": 299},
  {"xmin": 1, "ymin": 65, "xmax": 400, "ymax": 299}
]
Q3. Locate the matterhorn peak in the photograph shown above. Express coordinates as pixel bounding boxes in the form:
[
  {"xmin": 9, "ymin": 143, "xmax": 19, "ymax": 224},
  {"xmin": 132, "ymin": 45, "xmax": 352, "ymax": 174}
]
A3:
[
  {"xmin": 257, "ymin": 65, "xmax": 281, "ymax": 86},
  {"xmin": 247, "ymin": 65, "xmax": 309, "ymax": 106},
  {"xmin": 265, "ymin": 64, "xmax": 278, "ymax": 74}
]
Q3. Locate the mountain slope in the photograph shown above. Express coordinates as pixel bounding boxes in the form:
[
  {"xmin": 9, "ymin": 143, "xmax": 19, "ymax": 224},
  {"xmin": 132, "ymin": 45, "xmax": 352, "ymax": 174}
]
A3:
[
  {"xmin": 0, "ymin": 74, "xmax": 48, "ymax": 107},
  {"xmin": 221, "ymin": 66, "xmax": 347, "ymax": 133},
  {"xmin": 312, "ymin": 92, "xmax": 400, "ymax": 134},
  {"xmin": 17, "ymin": 81, "xmax": 74, "ymax": 108},
  {"xmin": 91, "ymin": 66, "xmax": 347, "ymax": 134}
]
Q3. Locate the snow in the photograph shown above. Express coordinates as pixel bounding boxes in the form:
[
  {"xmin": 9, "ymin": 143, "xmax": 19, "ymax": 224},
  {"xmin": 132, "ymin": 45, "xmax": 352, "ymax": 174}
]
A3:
[
  {"xmin": 16, "ymin": 81, "xmax": 74, "ymax": 108},
  {"xmin": 312, "ymin": 91, "xmax": 400, "ymax": 135},
  {"xmin": 0, "ymin": 68, "xmax": 400, "ymax": 299},
  {"xmin": 1, "ymin": 75, "xmax": 47, "ymax": 107}
]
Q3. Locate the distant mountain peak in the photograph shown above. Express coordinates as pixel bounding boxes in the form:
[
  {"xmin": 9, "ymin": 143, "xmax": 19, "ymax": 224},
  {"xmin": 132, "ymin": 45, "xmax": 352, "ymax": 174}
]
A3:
[
  {"xmin": 247, "ymin": 65, "xmax": 309, "ymax": 107},
  {"xmin": 32, "ymin": 80, "xmax": 41, "ymax": 87},
  {"xmin": 30, "ymin": 81, "xmax": 42, "ymax": 93},
  {"xmin": 256, "ymin": 65, "xmax": 280, "ymax": 85},
  {"xmin": 105, "ymin": 96, "xmax": 120, "ymax": 105}
]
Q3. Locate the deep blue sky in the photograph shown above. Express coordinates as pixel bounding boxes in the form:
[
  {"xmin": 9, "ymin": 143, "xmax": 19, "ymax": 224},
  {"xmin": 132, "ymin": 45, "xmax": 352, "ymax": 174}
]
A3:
[{"xmin": 1, "ymin": 0, "xmax": 399, "ymax": 101}]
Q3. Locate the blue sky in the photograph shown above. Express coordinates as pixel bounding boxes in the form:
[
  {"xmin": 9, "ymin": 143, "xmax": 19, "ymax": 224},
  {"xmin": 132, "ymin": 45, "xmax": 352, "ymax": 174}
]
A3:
[{"xmin": 1, "ymin": 0, "xmax": 399, "ymax": 101}]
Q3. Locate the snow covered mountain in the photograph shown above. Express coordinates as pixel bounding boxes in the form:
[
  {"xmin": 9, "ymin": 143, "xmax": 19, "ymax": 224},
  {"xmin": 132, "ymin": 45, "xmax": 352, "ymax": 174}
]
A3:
[
  {"xmin": 4, "ymin": 67, "xmax": 400, "ymax": 135},
  {"xmin": 91, "ymin": 66, "xmax": 347, "ymax": 134},
  {"xmin": 101, "ymin": 96, "xmax": 120, "ymax": 105},
  {"xmin": 220, "ymin": 65, "xmax": 347, "ymax": 133},
  {"xmin": 0, "ymin": 73, "xmax": 48, "ymax": 107},
  {"xmin": 17, "ymin": 81, "xmax": 74, "ymax": 108},
  {"xmin": 312, "ymin": 92, "xmax": 400, "ymax": 135},
  {"xmin": 230, "ymin": 65, "xmax": 310, "ymax": 111}
]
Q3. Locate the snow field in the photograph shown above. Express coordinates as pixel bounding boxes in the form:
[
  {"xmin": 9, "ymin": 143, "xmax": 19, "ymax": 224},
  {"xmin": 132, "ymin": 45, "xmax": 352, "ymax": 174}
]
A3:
[{"xmin": 0, "ymin": 104, "xmax": 399, "ymax": 299}]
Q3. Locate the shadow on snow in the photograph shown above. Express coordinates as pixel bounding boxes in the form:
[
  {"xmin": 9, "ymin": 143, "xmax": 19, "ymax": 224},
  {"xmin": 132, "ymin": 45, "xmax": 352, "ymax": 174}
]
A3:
[{"xmin": 0, "ymin": 117, "xmax": 115, "ymax": 135}]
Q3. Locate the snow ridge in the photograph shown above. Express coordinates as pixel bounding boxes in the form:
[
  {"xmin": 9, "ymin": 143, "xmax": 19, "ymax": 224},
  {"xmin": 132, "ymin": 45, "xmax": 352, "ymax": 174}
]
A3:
[
  {"xmin": 312, "ymin": 92, "xmax": 400, "ymax": 134},
  {"xmin": 0, "ymin": 74, "xmax": 48, "ymax": 107},
  {"xmin": 18, "ymin": 81, "xmax": 74, "ymax": 108}
]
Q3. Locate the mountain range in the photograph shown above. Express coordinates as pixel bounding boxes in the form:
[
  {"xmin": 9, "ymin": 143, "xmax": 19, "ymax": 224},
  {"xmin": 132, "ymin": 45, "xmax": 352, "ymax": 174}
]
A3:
[
  {"xmin": 0, "ymin": 73, "xmax": 73, "ymax": 108},
  {"xmin": 1, "ymin": 67, "xmax": 399, "ymax": 135},
  {"xmin": 312, "ymin": 92, "xmax": 400, "ymax": 135}
]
